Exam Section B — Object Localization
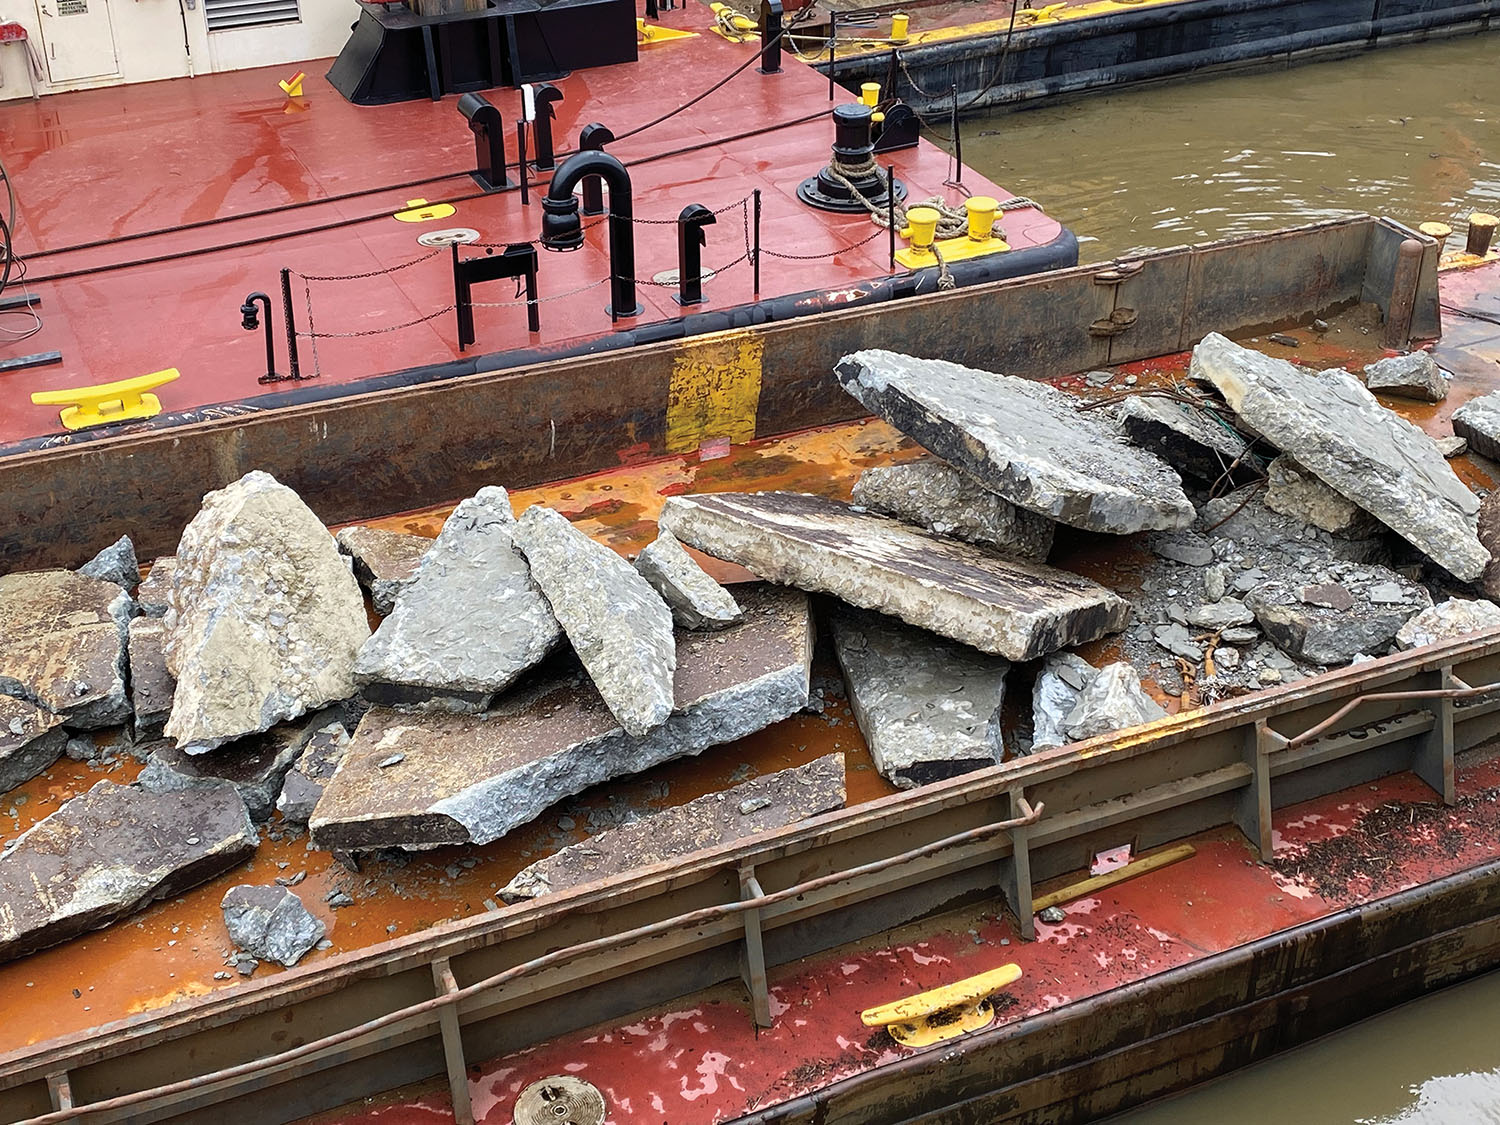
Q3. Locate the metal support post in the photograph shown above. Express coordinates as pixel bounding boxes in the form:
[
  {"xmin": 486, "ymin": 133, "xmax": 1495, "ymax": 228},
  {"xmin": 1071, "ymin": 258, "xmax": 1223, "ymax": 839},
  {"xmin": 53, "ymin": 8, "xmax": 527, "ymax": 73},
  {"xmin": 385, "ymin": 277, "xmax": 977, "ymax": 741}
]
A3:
[
  {"xmin": 516, "ymin": 121, "xmax": 530, "ymax": 206},
  {"xmin": 1415, "ymin": 665, "xmax": 1458, "ymax": 805},
  {"xmin": 998, "ymin": 788, "xmax": 1035, "ymax": 940},
  {"xmin": 279, "ymin": 267, "xmax": 302, "ymax": 381},
  {"xmin": 739, "ymin": 867, "xmax": 773, "ymax": 1027},
  {"xmin": 752, "ymin": 188, "xmax": 762, "ymax": 298},
  {"xmin": 828, "ymin": 12, "xmax": 836, "ymax": 100},
  {"xmin": 758, "ymin": 0, "xmax": 782, "ymax": 73},
  {"xmin": 45, "ymin": 1072, "xmax": 73, "ymax": 1113},
  {"xmin": 1234, "ymin": 720, "xmax": 1277, "ymax": 861},
  {"xmin": 950, "ymin": 84, "xmax": 963, "ymax": 185},
  {"xmin": 431, "ymin": 958, "xmax": 475, "ymax": 1125},
  {"xmin": 886, "ymin": 165, "xmax": 896, "ymax": 271}
]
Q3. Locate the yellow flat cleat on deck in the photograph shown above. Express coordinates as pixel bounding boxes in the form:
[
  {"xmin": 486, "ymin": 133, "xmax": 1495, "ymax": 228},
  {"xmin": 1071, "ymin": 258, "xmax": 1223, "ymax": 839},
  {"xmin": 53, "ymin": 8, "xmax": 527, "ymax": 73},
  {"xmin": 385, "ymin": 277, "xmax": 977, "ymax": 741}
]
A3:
[
  {"xmin": 860, "ymin": 962, "xmax": 1022, "ymax": 1047},
  {"xmin": 31, "ymin": 368, "xmax": 180, "ymax": 431}
]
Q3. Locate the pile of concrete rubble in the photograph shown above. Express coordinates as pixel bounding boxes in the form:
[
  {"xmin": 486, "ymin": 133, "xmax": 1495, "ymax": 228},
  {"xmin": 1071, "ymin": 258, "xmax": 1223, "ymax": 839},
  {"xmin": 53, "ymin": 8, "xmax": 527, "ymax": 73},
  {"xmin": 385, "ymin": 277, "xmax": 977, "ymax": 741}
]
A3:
[{"xmin": 4, "ymin": 333, "xmax": 1500, "ymax": 971}]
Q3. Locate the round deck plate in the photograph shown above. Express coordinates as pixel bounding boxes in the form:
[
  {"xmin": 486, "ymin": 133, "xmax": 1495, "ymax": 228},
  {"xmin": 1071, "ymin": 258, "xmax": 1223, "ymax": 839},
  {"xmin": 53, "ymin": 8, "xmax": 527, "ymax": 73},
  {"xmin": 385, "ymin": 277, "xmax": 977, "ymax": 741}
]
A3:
[
  {"xmin": 514, "ymin": 1075, "xmax": 607, "ymax": 1125},
  {"xmin": 417, "ymin": 227, "xmax": 481, "ymax": 247}
]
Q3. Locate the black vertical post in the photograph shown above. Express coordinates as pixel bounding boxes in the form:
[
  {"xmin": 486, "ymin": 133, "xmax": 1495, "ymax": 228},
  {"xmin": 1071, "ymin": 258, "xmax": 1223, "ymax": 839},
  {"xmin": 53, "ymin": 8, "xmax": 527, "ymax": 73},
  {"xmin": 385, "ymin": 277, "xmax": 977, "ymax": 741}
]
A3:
[
  {"xmin": 886, "ymin": 167, "xmax": 896, "ymax": 272},
  {"xmin": 646, "ymin": 0, "xmax": 658, "ymax": 18},
  {"xmin": 950, "ymin": 84, "xmax": 963, "ymax": 185},
  {"xmin": 530, "ymin": 83, "xmax": 563, "ymax": 172},
  {"xmin": 452, "ymin": 243, "xmax": 470, "ymax": 351},
  {"xmin": 279, "ymin": 267, "xmax": 302, "ymax": 380},
  {"xmin": 752, "ymin": 188, "xmax": 762, "ymax": 298},
  {"xmin": 828, "ymin": 12, "xmax": 836, "ymax": 100},
  {"xmin": 758, "ymin": 0, "xmax": 782, "ymax": 73},
  {"xmin": 517, "ymin": 122, "xmax": 530, "ymax": 205},
  {"xmin": 675, "ymin": 204, "xmax": 716, "ymax": 307},
  {"xmin": 578, "ymin": 123, "xmax": 615, "ymax": 216}
]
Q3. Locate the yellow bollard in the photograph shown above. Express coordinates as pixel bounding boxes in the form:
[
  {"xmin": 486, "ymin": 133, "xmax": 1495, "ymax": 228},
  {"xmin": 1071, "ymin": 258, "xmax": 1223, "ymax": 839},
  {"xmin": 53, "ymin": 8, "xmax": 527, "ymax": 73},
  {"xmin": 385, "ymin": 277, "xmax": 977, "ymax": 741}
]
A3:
[
  {"xmin": 905, "ymin": 206, "xmax": 940, "ymax": 250},
  {"xmin": 965, "ymin": 195, "xmax": 999, "ymax": 241},
  {"xmin": 1467, "ymin": 212, "xmax": 1498, "ymax": 257},
  {"xmin": 891, "ymin": 11, "xmax": 910, "ymax": 41},
  {"xmin": 861, "ymin": 82, "xmax": 881, "ymax": 107},
  {"xmin": 1419, "ymin": 221, "xmax": 1452, "ymax": 241}
]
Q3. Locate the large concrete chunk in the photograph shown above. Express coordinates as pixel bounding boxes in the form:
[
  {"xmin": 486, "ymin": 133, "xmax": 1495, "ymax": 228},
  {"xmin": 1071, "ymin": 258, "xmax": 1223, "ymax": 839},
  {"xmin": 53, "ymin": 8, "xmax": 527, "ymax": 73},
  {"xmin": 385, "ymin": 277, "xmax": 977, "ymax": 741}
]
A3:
[
  {"xmin": 0, "ymin": 780, "xmax": 257, "ymax": 963},
  {"xmin": 1244, "ymin": 564, "xmax": 1430, "ymax": 665},
  {"xmin": 1112, "ymin": 395, "xmax": 1252, "ymax": 484},
  {"xmin": 1264, "ymin": 456, "xmax": 1383, "ymax": 539},
  {"xmin": 500, "ymin": 754, "xmax": 846, "ymax": 903},
  {"xmin": 355, "ymin": 489, "xmax": 561, "ymax": 711},
  {"xmin": 165, "ymin": 471, "xmax": 369, "ymax": 751},
  {"xmin": 1191, "ymin": 333, "xmax": 1487, "ymax": 580},
  {"xmin": 1453, "ymin": 391, "xmax": 1500, "ymax": 462},
  {"xmin": 832, "ymin": 611, "xmax": 1006, "ymax": 788},
  {"xmin": 1031, "ymin": 652, "xmax": 1097, "ymax": 752},
  {"xmin": 0, "ymin": 697, "xmax": 66, "ymax": 796},
  {"xmin": 513, "ymin": 505, "xmax": 676, "ymax": 738},
  {"xmin": 851, "ymin": 459, "xmax": 1054, "ymax": 559},
  {"xmin": 835, "ymin": 350, "xmax": 1194, "ymax": 533},
  {"xmin": 78, "ymin": 535, "xmax": 140, "ymax": 592},
  {"xmin": 1395, "ymin": 599, "xmax": 1500, "ymax": 650},
  {"xmin": 635, "ymin": 529, "xmax": 743, "ymax": 630},
  {"xmin": 1062, "ymin": 663, "xmax": 1166, "ymax": 742},
  {"xmin": 221, "ymin": 885, "xmax": 325, "ymax": 967},
  {"xmin": 659, "ymin": 492, "xmax": 1128, "ymax": 662},
  {"xmin": 276, "ymin": 723, "xmax": 350, "ymax": 827},
  {"xmin": 310, "ymin": 585, "xmax": 811, "ymax": 851},
  {"xmin": 128, "ymin": 616, "xmax": 175, "ymax": 740},
  {"xmin": 0, "ymin": 570, "xmax": 132, "ymax": 729},
  {"xmin": 335, "ymin": 526, "xmax": 432, "ymax": 616},
  {"xmin": 1363, "ymin": 351, "xmax": 1448, "ymax": 402}
]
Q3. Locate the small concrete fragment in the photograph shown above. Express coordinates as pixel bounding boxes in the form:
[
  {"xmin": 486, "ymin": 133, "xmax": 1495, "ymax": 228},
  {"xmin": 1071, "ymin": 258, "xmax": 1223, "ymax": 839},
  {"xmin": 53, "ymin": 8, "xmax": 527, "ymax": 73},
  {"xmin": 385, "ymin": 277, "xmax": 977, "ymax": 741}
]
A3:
[
  {"xmin": 0, "ymin": 780, "xmax": 257, "ymax": 963},
  {"xmin": 851, "ymin": 459, "xmax": 1055, "ymax": 560},
  {"xmin": 310, "ymin": 585, "xmax": 811, "ymax": 851},
  {"xmin": 1152, "ymin": 535, "xmax": 1215, "ymax": 567},
  {"xmin": 1111, "ymin": 395, "xmax": 1252, "ymax": 483},
  {"xmin": 835, "ymin": 350, "xmax": 1195, "ymax": 533},
  {"xmin": 1264, "ymin": 456, "xmax": 1384, "ymax": 538},
  {"xmin": 334, "ymin": 526, "xmax": 432, "ymax": 616},
  {"xmin": 128, "ymin": 617, "xmax": 175, "ymax": 739},
  {"xmin": 831, "ymin": 611, "xmax": 1006, "ymax": 788},
  {"xmin": 1454, "ymin": 391, "xmax": 1500, "ymax": 462},
  {"xmin": 513, "ymin": 504, "xmax": 676, "ymax": 737},
  {"xmin": 634, "ymin": 529, "xmax": 743, "ymax": 631},
  {"xmin": 1192, "ymin": 333, "xmax": 1486, "ymax": 580},
  {"xmin": 355, "ymin": 489, "xmax": 561, "ymax": 711},
  {"xmin": 165, "ymin": 471, "xmax": 369, "ymax": 751},
  {"xmin": 1245, "ymin": 564, "xmax": 1431, "ymax": 665},
  {"xmin": 499, "ymin": 754, "xmax": 845, "ymax": 903},
  {"xmin": 1185, "ymin": 599, "xmax": 1255, "ymax": 630},
  {"xmin": 0, "ymin": 570, "xmax": 132, "ymax": 729},
  {"xmin": 276, "ymin": 723, "xmax": 350, "ymax": 827},
  {"xmin": 220, "ymin": 885, "xmax": 325, "ymax": 967},
  {"xmin": 78, "ymin": 535, "xmax": 140, "ymax": 592},
  {"xmin": 1395, "ymin": 599, "xmax": 1500, "ymax": 650},
  {"xmin": 1062, "ymin": 663, "xmax": 1166, "ymax": 742},
  {"xmin": 1436, "ymin": 436, "xmax": 1467, "ymax": 459},
  {"xmin": 1480, "ymin": 489, "xmax": 1500, "ymax": 603},
  {"xmin": 0, "ymin": 697, "xmax": 66, "ymax": 796},
  {"xmin": 660, "ymin": 492, "xmax": 1128, "ymax": 662},
  {"xmin": 1031, "ymin": 652, "xmax": 1096, "ymax": 751},
  {"xmin": 138, "ymin": 716, "xmax": 330, "ymax": 822},
  {"xmin": 136, "ymin": 557, "xmax": 176, "ymax": 618},
  {"xmin": 1363, "ymin": 351, "xmax": 1448, "ymax": 402}
]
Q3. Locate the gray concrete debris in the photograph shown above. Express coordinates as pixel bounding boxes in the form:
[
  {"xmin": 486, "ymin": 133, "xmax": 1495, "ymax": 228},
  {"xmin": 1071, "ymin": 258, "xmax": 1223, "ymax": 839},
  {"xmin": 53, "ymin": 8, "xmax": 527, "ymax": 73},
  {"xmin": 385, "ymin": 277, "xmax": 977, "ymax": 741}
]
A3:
[
  {"xmin": 499, "ymin": 754, "xmax": 846, "ymax": 902},
  {"xmin": 634, "ymin": 529, "xmax": 743, "ymax": 631},
  {"xmin": 514, "ymin": 505, "xmax": 677, "ymax": 738},
  {"xmin": 1203, "ymin": 566, "xmax": 1229, "ymax": 602},
  {"xmin": 334, "ymin": 526, "xmax": 432, "ymax": 616},
  {"xmin": 831, "ymin": 611, "xmax": 1006, "ymax": 788},
  {"xmin": 355, "ymin": 489, "xmax": 561, "ymax": 712},
  {"xmin": 835, "ymin": 350, "xmax": 1195, "ymax": 534},
  {"xmin": 0, "ymin": 696, "xmax": 66, "ymax": 796},
  {"xmin": 1185, "ymin": 599, "xmax": 1255, "ymax": 630},
  {"xmin": 276, "ymin": 723, "xmax": 350, "ymax": 828},
  {"xmin": 1395, "ymin": 599, "xmax": 1500, "ymax": 650},
  {"xmin": 850, "ymin": 459, "xmax": 1055, "ymax": 560},
  {"xmin": 1151, "ymin": 535, "xmax": 1214, "ymax": 567},
  {"xmin": 78, "ymin": 535, "xmax": 140, "ymax": 592},
  {"xmin": 310, "ymin": 585, "xmax": 811, "ymax": 851},
  {"xmin": 1031, "ymin": 652, "xmax": 1097, "ymax": 752},
  {"xmin": 164, "ymin": 471, "xmax": 369, "ymax": 751},
  {"xmin": 0, "ymin": 780, "xmax": 256, "ymax": 963},
  {"xmin": 220, "ymin": 884, "xmax": 325, "ymax": 967},
  {"xmin": 0, "ymin": 570, "xmax": 133, "ymax": 730},
  {"xmin": 1196, "ymin": 492, "xmax": 1390, "ymax": 566},
  {"xmin": 1039, "ymin": 906, "xmax": 1067, "ymax": 924},
  {"xmin": 1111, "ymin": 394, "xmax": 1253, "ymax": 483},
  {"xmin": 1153, "ymin": 623, "xmax": 1204, "ymax": 661},
  {"xmin": 660, "ymin": 492, "xmax": 1128, "ymax": 662},
  {"xmin": 1191, "ymin": 333, "xmax": 1486, "ymax": 581},
  {"xmin": 136, "ymin": 557, "xmax": 175, "ymax": 618},
  {"xmin": 128, "ymin": 616, "xmax": 175, "ymax": 740},
  {"xmin": 1436, "ymin": 435, "xmax": 1468, "ymax": 459},
  {"xmin": 1453, "ymin": 391, "xmax": 1500, "ymax": 462},
  {"xmin": 1363, "ymin": 351, "xmax": 1449, "ymax": 402},
  {"xmin": 1264, "ymin": 456, "xmax": 1384, "ymax": 539},
  {"xmin": 1062, "ymin": 663, "xmax": 1167, "ymax": 743},
  {"xmin": 1245, "ymin": 563, "xmax": 1431, "ymax": 665},
  {"xmin": 1480, "ymin": 489, "xmax": 1500, "ymax": 603}
]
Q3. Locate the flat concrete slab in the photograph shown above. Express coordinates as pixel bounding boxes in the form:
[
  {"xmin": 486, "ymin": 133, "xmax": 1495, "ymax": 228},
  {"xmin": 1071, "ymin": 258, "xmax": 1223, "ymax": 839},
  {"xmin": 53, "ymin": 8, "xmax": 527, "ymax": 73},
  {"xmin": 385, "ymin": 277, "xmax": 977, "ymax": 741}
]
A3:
[
  {"xmin": 0, "ymin": 696, "xmax": 66, "ymax": 796},
  {"xmin": 851, "ymin": 459, "xmax": 1054, "ymax": 559},
  {"xmin": 659, "ymin": 492, "xmax": 1129, "ymax": 661},
  {"xmin": 128, "ymin": 616, "xmax": 174, "ymax": 739},
  {"xmin": 635, "ymin": 529, "xmax": 743, "ymax": 630},
  {"xmin": 335, "ymin": 526, "xmax": 432, "ymax": 616}
]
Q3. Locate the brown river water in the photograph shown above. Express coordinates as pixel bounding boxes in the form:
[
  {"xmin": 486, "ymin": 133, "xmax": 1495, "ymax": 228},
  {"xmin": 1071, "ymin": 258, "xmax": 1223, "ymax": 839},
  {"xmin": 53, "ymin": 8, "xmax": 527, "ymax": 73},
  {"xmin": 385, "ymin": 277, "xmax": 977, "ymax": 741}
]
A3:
[{"xmin": 952, "ymin": 32, "xmax": 1500, "ymax": 1124}]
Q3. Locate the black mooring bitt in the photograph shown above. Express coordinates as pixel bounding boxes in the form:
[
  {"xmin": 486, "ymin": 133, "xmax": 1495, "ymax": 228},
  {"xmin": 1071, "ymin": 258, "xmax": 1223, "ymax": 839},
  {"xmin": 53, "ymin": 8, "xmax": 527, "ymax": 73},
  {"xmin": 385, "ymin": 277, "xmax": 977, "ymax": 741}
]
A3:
[
  {"xmin": 873, "ymin": 102, "xmax": 920, "ymax": 153},
  {"xmin": 578, "ymin": 122, "xmax": 615, "ymax": 215},
  {"xmin": 758, "ymin": 0, "xmax": 783, "ymax": 73},
  {"xmin": 457, "ymin": 92, "xmax": 508, "ymax": 192},
  {"xmin": 675, "ymin": 203, "xmax": 716, "ymax": 307},
  {"xmin": 529, "ymin": 83, "xmax": 564, "ymax": 171},
  {"xmin": 453, "ymin": 243, "xmax": 540, "ymax": 350}
]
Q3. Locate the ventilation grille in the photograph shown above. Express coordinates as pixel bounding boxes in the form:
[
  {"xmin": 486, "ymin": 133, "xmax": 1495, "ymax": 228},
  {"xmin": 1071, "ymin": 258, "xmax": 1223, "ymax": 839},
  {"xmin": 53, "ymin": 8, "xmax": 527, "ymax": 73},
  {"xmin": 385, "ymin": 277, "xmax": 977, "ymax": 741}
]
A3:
[{"xmin": 205, "ymin": 0, "xmax": 300, "ymax": 32}]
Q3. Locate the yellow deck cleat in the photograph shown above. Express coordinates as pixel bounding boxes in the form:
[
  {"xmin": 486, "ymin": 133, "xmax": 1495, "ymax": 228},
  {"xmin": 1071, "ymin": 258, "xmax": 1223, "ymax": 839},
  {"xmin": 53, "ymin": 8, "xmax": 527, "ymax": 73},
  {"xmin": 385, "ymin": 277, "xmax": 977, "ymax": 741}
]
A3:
[
  {"xmin": 278, "ymin": 70, "xmax": 306, "ymax": 97},
  {"xmin": 31, "ymin": 368, "xmax": 180, "ymax": 431},
  {"xmin": 860, "ymin": 963, "xmax": 1022, "ymax": 1047},
  {"xmin": 394, "ymin": 198, "xmax": 456, "ymax": 223},
  {"xmin": 637, "ymin": 17, "xmax": 699, "ymax": 44}
]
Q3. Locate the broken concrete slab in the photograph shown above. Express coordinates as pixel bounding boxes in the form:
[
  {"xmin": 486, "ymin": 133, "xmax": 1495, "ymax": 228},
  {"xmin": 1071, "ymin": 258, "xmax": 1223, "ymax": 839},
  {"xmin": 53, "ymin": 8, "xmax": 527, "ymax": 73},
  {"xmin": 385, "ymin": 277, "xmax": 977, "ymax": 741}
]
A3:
[
  {"xmin": 835, "ymin": 350, "xmax": 1195, "ymax": 534},
  {"xmin": 220, "ymin": 885, "xmax": 325, "ymax": 967},
  {"xmin": 1245, "ymin": 563, "xmax": 1431, "ymax": 665},
  {"xmin": 276, "ymin": 722, "xmax": 350, "ymax": 828},
  {"xmin": 0, "ymin": 780, "xmax": 256, "ymax": 963},
  {"xmin": 1436, "ymin": 435, "xmax": 1468, "ymax": 459},
  {"xmin": 1480, "ymin": 490, "xmax": 1500, "ymax": 603},
  {"xmin": 0, "ymin": 697, "xmax": 66, "ymax": 796},
  {"xmin": 1363, "ymin": 351, "xmax": 1448, "ymax": 402},
  {"xmin": 1191, "ymin": 333, "xmax": 1486, "ymax": 581},
  {"xmin": 354, "ymin": 489, "xmax": 561, "ymax": 713},
  {"xmin": 0, "ymin": 569, "xmax": 133, "ymax": 729},
  {"xmin": 1111, "ymin": 394, "xmax": 1253, "ymax": 484},
  {"xmin": 831, "ymin": 611, "xmax": 1006, "ymax": 788},
  {"xmin": 1030, "ymin": 652, "xmax": 1096, "ymax": 752},
  {"xmin": 1453, "ymin": 391, "xmax": 1500, "ymax": 462},
  {"xmin": 1062, "ymin": 662, "xmax": 1166, "ymax": 742},
  {"xmin": 660, "ymin": 492, "xmax": 1128, "ymax": 662},
  {"xmin": 310, "ymin": 585, "xmax": 811, "ymax": 851},
  {"xmin": 513, "ymin": 504, "xmax": 676, "ymax": 738},
  {"xmin": 634, "ymin": 529, "xmax": 743, "ymax": 630},
  {"xmin": 1151, "ymin": 534, "xmax": 1215, "ymax": 567},
  {"xmin": 1395, "ymin": 598, "xmax": 1500, "ymax": 650},
  {"xmin": 128, "ymin": 617, "xmax": 174, "ymax": 740},
  {"xmin": 78, "ymin": 535, "xmax": 140, "ymax": 592},
  {"xmin": 1196, "ymin": 493, "xmax": 1390, "ymax": 566},
  {"xmin": 334, "ymin": 526, "xmax": 432, "ymax": 616},
  {"xmin": 850, "ymin": 459, "xmax": 1055, "ymax": 560},
  {"xmin": 1185, "ymin": 599, "xmax": 1255, "ymax": 630},
  {"xmin": 165, "ymin": 471, "xmax": 369, "ymax": 751},
  {"xmin": 1264, "ymin": 456, "xmax": 1384, "ymax": 538},
  {"xmin": 136, "ymin": 557, "xmax": 175, "ymax": 618},
  {"xmin": 499, "ymin": 754, "xmax": 846, "ymax": 903}
]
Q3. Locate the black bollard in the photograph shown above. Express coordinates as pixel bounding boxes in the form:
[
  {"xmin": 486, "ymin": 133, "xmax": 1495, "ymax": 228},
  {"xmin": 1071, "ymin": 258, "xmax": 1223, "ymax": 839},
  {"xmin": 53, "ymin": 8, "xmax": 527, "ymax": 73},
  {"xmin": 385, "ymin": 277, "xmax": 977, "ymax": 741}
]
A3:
[{"xmin": 675, "ymin": 203, "xmax": 716, "ymax": 306}]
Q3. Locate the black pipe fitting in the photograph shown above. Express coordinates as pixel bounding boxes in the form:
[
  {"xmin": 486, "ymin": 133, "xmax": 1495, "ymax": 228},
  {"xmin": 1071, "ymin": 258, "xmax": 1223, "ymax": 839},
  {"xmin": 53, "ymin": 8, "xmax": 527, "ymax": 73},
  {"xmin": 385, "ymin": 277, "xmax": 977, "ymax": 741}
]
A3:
[{"xmin": 541, "ymin": 150, "xmax": 641, "ymax": 320}]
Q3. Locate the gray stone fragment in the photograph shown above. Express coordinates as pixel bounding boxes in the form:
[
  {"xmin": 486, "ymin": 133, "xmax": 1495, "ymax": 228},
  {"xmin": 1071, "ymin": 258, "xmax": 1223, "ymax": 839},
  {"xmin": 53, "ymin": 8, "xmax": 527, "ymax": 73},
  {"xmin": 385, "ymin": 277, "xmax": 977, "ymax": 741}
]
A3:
[
  {"xmin": 310, "ymin": 585, "xmax": 812, "ymax": 851},
  {"xmin": 138, "ymin": 715, "xmax": 331, "ymax": 822},
  {"xmin": 164, "ymin": 471, "xmax": 370, "ymax": 751},
  {"xmin": 634, "ymin": 529, "xmax": 743, "ymax": 631},
  {"xmin": 851, "ymin": 459, "xmax": 1055, "ymax": 559},
  {"xmin": 832, "ymin": 611, "xmax": 1006, "ymax": 788},
  {"xmin": 78, "ymin": 535, "xmax": 140, "ymax": 592},
  {"xmin": 335, "ymin": 526, "xmax": 432, "ymax": 616},
  {"xmin": 1363, "ymin": 351, "xmax": 1448, "ymax": 402},
  {"xmin": 835, "ymin": 350, "xmax": 1195, "ymax": 533},
  {"xmin": 1481, "ymin": 490, "xmax": 1500, "ymax": 603},
  {"xmin": 1198, "ymin": 494, "xmax": 1390, "ymax": 566},
  {"xmin": 1062, "ymin": 663, "xmax": 1167, "ymax": 742},
  {"xmin": 1185, "ymin": 599, "xmax": 1255, "ymax": 630},
  {"xmin": 1264, "ymin": 456, "xmax": 1384, "ymax": 538},
  {"xmin": 1454, "ymin": 392, "xmax": 1500, "ymax": 462},
  {"xmin": 0, "ymin": 570, "xmax": 133, "ymax": 729},
  {"xmin": 276, "ymin": 723, "xmax": 350, "ymax": 827},
  {"xmin": 1192, "ymin": 334, "xmax": 1486, "ymax": 580},
  {"xmin": 1152, "ymin": 536, "xmax": 1214, "ymax": 567},
  {"xmin": 1246, "ymin": 563, "xmax": 1430, "ymax": 665},
  {"xmin": 128, "ymin": 616, "xmax": 174, "ymax": 740},
  {"xmin": 1203, "ymin": 565, "xmax": 1228, "ymax": 602},
  {"xmin": 1436, "ymin": 435, "xmax": 1468, "ymax": 458},
  {"xmin": 499, "ymin": 754, "xmax": 846, "ymax": 902},
  {"xmin": 0, "ymin": 697, "xmax": 66, "ymax": 796},
  {"xmin": 660, "ymin": 492, "xmax": 1128, "ymax": 662},
  {"xmin": 0, "ymin": 780, "xmax": 256, "ymax": 963},
  {"xmin": 355, "ymin": 489, "xmax": 561, "ymax": 711},
  {"xmin": 1039, "ymin": 906, "xmax": 1066, "ymax": 924},
  {"xmin": 1031, "ymin": 652, "xmax": 1096, "ymax": 752},
  {"xmin": 1112, "ymin": 394, "xmax": 1252, "ymax": 483},
  {"xmin": 1364, "ymin": 582, "xmax": 1408, "ymax": 605},
  {"xmin": 220, "ymin": 885, "xmax": 325, "ymax": 967},
  {"xmin": 1154, "ymin": 622, "xmax": 1205, "ymax": 661},
  {"xmin": 1221, "ymin": 626, "xmax": 1260, "ymax": 645},
  {"xmin": 136, "ymin": 557, "xmax": 175, "ymax": 618},
  {"xmin": 1395, "ymin": 599, "xmax": 1500, "ymax": 650},
  {"xmin": 513, "ymin": 505, "xmax": 676, "ymax": 738}
]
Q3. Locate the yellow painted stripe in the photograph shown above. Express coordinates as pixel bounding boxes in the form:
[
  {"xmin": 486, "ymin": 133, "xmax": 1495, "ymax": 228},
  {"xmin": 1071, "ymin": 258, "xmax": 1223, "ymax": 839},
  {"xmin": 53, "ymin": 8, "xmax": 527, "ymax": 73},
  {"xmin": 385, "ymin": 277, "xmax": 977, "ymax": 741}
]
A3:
[{"xmin": 664, "ymin": 329, "xmax": 764, "ymax": 454}]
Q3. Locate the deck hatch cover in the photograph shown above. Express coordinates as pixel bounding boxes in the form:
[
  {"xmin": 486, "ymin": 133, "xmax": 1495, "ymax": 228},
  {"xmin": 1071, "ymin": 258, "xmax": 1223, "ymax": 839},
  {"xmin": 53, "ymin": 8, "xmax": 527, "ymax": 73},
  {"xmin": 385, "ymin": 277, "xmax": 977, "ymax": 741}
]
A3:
[{"xmin": 205, "ymin": 0, "xmax": 299, "ymax": 31}]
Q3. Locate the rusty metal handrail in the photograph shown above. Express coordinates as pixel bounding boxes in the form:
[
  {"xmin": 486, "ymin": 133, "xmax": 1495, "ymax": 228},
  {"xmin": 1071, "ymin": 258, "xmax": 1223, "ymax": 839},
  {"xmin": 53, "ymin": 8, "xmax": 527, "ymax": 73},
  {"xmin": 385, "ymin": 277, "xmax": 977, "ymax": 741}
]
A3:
[
  {"xmin": 1281, "ymin": 679, "xmax": 1500, "ymax": 750},
  {"xmin": 17, "ymin": 801, "xmax": 1044, "ymax": 1125}
]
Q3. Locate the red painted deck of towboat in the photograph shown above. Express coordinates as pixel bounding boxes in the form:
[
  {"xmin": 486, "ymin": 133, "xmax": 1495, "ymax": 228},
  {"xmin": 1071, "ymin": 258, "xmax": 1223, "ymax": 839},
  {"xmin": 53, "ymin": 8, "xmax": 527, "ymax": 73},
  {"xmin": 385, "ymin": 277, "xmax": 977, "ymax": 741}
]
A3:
[{"xmin": 0, "ymin": 11, "xmax": 1062, "ymax": 447}]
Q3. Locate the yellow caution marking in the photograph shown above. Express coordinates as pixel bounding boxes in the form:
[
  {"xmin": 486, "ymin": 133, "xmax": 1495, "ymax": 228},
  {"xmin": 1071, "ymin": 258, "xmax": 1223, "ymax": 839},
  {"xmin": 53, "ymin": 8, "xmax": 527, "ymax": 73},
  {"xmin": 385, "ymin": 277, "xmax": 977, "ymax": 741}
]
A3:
[
  {"xmin": 861, "ymin": 963, "xmax": 1022, "ymax": 1048},
  {"xmin": 31, "ymin": 368, "xmax": 180, "ymax": 431},
  {"xmin": 394, "ymin": 198, "xmax": 456, "ymax": 223},
  {"xmin": 664, "ymin": 329, "xmax": 763, "ymax": 455},
  {"xmin": 278, "ymin": 70, "xmax": 306, "ymax": 97},
  {"xmin": 637, "ymin": 17, "xmax": 699, "ymax": 44}
]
